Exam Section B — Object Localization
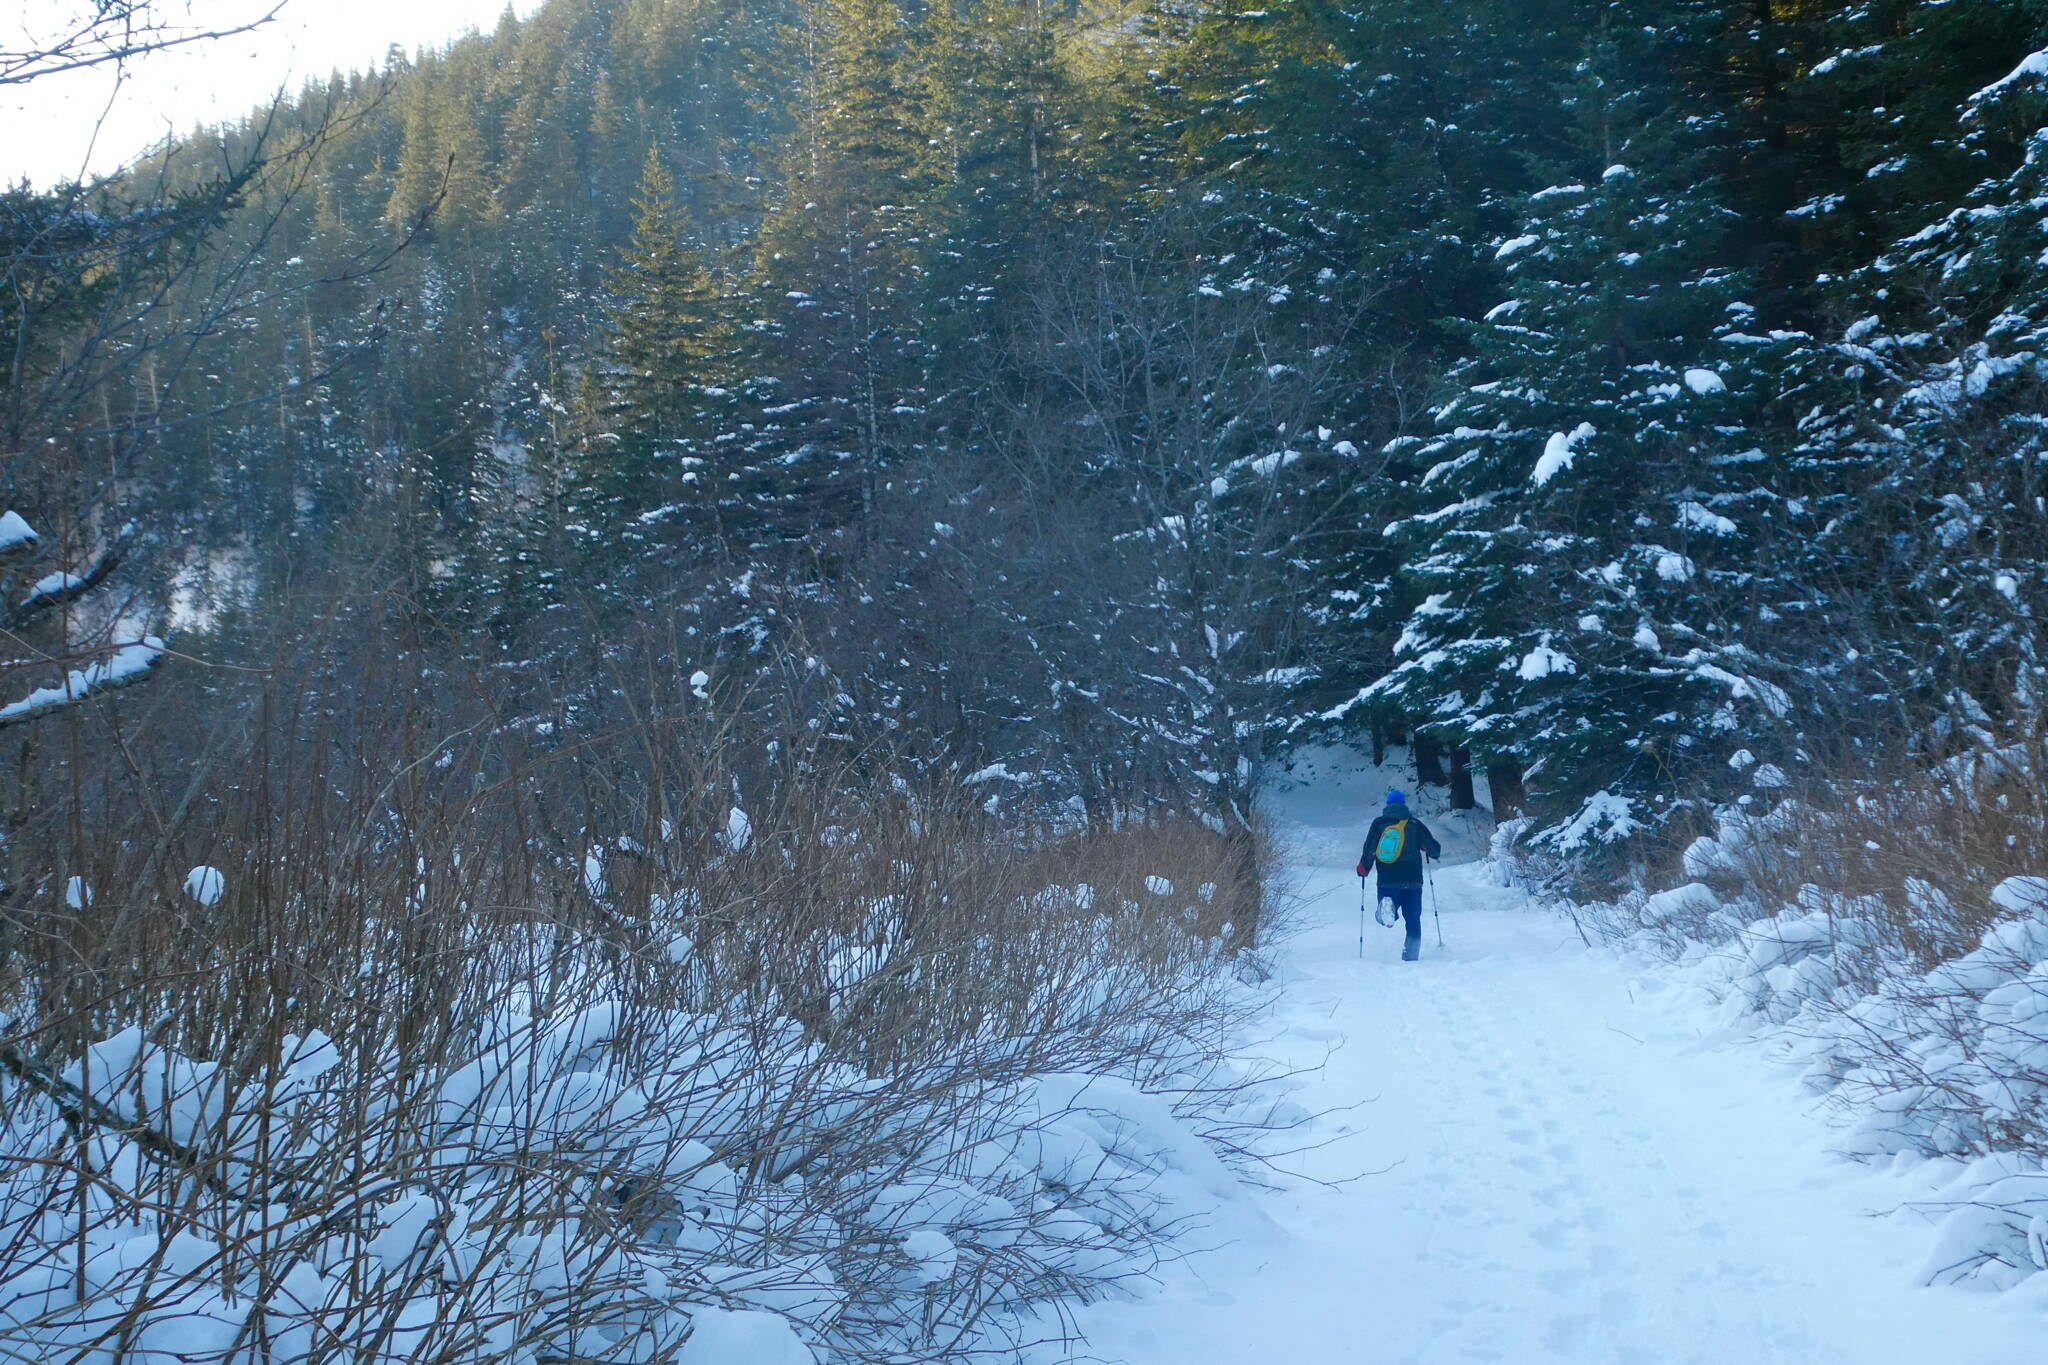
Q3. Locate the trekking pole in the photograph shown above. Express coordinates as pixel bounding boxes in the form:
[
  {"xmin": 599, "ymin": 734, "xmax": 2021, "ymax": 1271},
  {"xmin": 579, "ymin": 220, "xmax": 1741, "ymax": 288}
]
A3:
[
  {"xmin": 1429, "ymin": 862, "xmax": 1444, "ymax": 948},
  {"xmin": 1357, "ymin": 876, "xmax": 1367, "ymax": 959}
]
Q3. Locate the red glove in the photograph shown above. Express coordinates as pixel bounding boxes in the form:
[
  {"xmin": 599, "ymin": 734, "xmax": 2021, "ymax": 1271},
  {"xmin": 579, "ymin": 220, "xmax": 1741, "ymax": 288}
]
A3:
[{"xmin": 1356, "ymin": 863, "xmax": 1367, "ymax": 878}]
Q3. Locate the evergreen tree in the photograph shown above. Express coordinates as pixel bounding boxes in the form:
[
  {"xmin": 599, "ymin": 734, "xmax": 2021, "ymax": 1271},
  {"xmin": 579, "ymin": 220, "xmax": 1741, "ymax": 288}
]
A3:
[
  {"xmin": 1765, "ymin": 0, "xmax": 2046, "ymax": 306},
  {"xmin": 1153, "ymin": 0, "xmax": 1595, "ymax": 740},
  {"xmin": 751, "ymin": 0, "xmax": 933, "ymax": 504},
  {"xmin": 1367, "ymin": 12, "xmax": 1814, "ymax": 858},
  {"xmin": 1819, "ymin": 43, "xmax": 2048, "ymax": 726},
  {"xmin": 572, "ymin": 147, "xmax": 740, "ymax": 549}
]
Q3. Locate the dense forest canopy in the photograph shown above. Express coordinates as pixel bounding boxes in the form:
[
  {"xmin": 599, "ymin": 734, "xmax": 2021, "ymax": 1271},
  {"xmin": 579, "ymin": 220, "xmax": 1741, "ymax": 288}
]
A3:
[{"xmin": 8, "ymin": 0, "xmax": 2048, "ymax": 879}]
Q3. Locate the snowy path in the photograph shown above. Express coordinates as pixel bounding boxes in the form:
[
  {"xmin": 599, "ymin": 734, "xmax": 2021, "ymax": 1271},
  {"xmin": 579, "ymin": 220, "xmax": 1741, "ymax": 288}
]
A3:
[{"xmin": 1054, "ymin": 801, "xmax": 2045, "ymax": 1363}]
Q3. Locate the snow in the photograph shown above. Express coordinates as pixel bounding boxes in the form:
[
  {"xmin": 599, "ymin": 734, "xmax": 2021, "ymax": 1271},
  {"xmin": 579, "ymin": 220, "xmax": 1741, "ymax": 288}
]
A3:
[
  {"xmin": 0, "ymin": 510, "xmax": 37, "ymax": 553},
  {"xmin": 673, "ymin": 1307, "xmax": 812, "ymax": 1365},
  {"xmin": 902, "ymin": 1228, "xmax": 958, "ymax": 1284},
  {"xmin": 1247, "ymin": 449, "xmax": 1300, "ymax": 477},
  {"xmin": 1655, "ymin": 550, "xmax": 1696, "ymax": 581},
  {"xmin": 1972, "ymin": 48, "xmax": 2048, "ymax": 106},
  {"xmin": 725, "ymin": 806, "xmax": 752, "ymax": 849},
  {"xmin": 1992, "ymin": 876, "xmax": 2048, "ymax": 915},
  {"xmin": 22, "ymin": 570, "xmax": 84, "ymax": 605},
  {"xmin": 1494, "ymin": 233, "xmax": 1540, "ymax": 260},
  {"xmin": 1515, "ymin": 639, "xmax": 1576, "ymax": 680},
  {"xmin": 15, "ymin": 738, "xmax": 2048, "ymax": 1364},
  {"xmin": 1683, "ymin": 367, "xmax": 1727, "ymax": 395},
  {"xmin": 182, "ymin": 866, "xmax": 225, "ymax": 905},
  {"xmin": 1677, "ymin": 500, "xmax": 1739, "ymax": 536},
  {"xmin": 1549, "ymin": 788, "xmax": 1639, "ymax": 850},
  {"xmin": 0, "ymin": 637, "xmax": 166, "ymax": 725},
  {"xmin": 1532, "ymin": 422, "xmax": 1594, "ymax": 486},
  {"xmin": 10, "ymin": 882, "xmax": 1266, "ymax": 1359},
  {"xmin": 1045, "ymin": 763, "xmax": 2046, "ymax": 1365}
]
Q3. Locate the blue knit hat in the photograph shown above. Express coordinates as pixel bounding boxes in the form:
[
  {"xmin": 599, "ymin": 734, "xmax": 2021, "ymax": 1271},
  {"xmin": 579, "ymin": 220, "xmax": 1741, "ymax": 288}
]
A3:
[{"xmin": 1385, "ymin": 788, "xmax": 1407, "ymax": 805}]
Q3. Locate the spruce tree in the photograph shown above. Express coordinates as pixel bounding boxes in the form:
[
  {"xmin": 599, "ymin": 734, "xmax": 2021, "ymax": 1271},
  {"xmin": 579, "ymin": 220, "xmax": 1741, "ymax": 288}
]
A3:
[
  {"xmin": 572, "ymin": 147, "xmax": 738, "ymax": 550},
  {"xmin": 751, "ymin": 0, "xmax": 933, "ymax": 505},
  {"xmin": 1823, "ymin": 44, "xmax": 2048, "ymax": 725},
  {"xmin": 1368, "ymin": 12, "xmax": 1814, "ymax": 859}
]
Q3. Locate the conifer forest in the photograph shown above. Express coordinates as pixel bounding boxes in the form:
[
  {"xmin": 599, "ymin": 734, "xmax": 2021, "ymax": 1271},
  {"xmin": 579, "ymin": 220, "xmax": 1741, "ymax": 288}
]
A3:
[{"xmin": 4, "ymin": 1, "xmax": 2048, "ymax": 1361}]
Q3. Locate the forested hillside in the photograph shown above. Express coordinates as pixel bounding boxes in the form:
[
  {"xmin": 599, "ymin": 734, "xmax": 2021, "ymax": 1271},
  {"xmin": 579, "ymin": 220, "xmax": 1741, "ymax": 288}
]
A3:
[{"xmin": 9, "ymin": 0, "xmax": 2047, "ymax": 869}]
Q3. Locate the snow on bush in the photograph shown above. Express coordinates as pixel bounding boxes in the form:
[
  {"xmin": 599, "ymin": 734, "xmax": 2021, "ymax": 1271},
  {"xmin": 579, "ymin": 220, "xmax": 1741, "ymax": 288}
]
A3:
[
  {"xmin": 0, "ymin": 636, "xmax": 166, "ymax": 727},
  {"xmin": 0, "ymin": 510, "xmax": 37, "ymax": 553},
  {"xmin": 0, "ymin": 939, "xmax": 1263, "ymax": 1363},
  {"xmin": 1917, "ymin": 1155, "xmax": 2048, "ymax": 1290},
  {"xmin": 183, "ymin": 865, "xmax": 226, "ymax": 905},
  {"xmin": 0, "ymin": 619, "xmax": 1293, "ymax": 1364},
  {"xmin": 1598, "ymin": 768, "xmax": 2048, "ymax": 1292},
  {"xmin": 0, "ymin": 766, "xmax": 1283, "ymax": 1364}
]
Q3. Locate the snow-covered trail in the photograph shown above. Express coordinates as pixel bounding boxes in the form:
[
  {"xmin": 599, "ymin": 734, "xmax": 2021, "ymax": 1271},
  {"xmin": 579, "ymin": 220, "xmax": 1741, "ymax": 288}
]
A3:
[{"xmin": 1054, "ymin": 778, "xmax": 2044, "ymax": 1363}]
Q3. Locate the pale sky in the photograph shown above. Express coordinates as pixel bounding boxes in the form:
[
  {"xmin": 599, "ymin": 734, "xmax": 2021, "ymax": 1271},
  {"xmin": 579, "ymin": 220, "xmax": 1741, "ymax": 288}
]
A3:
[{"xmin": 5, "ymin": 0, "xmax": 546, "ymax": 189}]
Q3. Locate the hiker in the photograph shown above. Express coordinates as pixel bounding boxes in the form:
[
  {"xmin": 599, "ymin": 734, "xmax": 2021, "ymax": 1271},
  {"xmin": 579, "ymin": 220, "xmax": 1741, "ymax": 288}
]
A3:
[{"xmin": 1357, "ymin": 788, "xmax": 1442, "ymax": 962}]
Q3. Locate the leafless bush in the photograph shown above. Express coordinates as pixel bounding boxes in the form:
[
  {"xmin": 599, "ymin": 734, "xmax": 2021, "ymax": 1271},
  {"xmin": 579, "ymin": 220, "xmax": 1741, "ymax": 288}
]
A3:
[
  {"xmin": 0, "ymin": 588, "xmax": 1278, "ymax": 1363},
  {"xmin": 1716, "ymin": 724, "xmax": 2048, "ymax": 983},
  {"xmin": 1575, "ymin": 721, "xmax": 2048, "ymax": 1169}
]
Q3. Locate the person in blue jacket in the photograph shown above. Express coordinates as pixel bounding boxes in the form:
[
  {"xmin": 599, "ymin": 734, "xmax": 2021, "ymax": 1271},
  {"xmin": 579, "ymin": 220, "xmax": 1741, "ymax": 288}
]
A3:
[{"xmin": 1357, "ymin": 789, "xmax": 1442, "ymax": 961}]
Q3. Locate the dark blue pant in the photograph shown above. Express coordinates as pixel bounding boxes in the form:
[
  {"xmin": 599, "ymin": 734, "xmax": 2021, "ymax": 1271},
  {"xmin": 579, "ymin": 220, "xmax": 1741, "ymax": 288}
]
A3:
[{"xmin": 1380, "ymin": 883, "xmax": 1423, "ymax": 960}]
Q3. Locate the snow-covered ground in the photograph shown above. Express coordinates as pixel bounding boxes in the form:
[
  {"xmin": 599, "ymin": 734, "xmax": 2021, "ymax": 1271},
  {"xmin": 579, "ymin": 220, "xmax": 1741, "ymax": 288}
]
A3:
[{"xmin": 1046, "ymin": 750, "xmax": 2046, "ymax": 1364}]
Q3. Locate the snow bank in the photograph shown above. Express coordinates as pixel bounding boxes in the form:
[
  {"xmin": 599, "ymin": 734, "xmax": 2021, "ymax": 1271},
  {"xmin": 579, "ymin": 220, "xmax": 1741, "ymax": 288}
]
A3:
[
  {"xmin": 0, "ymin": 941, "xmax": 1260, "ymax": 1363},
  {"xmin": 1605, "ymin": 800, "xmax": 2048, "ymax": 1293}
]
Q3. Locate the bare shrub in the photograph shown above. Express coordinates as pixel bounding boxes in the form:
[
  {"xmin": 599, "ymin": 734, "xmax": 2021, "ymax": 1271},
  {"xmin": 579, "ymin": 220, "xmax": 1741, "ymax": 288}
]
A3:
[
  {"xmin": 1712, "ymin": 724, "xmax": 2048, "ymax": 982},
  {"xmin": 1578, "ymin": 721, "xmax": 2048, "ymax": 1173},
  {"xmin": 0, "ymin": 591, "xmax": 1280, "ymax": 1363}
]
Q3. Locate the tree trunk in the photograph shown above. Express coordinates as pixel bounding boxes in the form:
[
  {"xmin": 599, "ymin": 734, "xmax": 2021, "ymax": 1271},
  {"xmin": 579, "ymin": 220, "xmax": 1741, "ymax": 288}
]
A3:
[
  {"xmin": 1486, "ymin": 760, "xmax": 1527, "ymax": 819},
  {"xmin": 1369, "ymin": 721, "xmax": 1388, "ymax": 767},
  {"xmin": 1414, "ymin": 732, "xmax": 1446, "ymax": 787},
  {"xmin": 1448, "ymin": 746, "xmax": 1476, "ymax": 810}
]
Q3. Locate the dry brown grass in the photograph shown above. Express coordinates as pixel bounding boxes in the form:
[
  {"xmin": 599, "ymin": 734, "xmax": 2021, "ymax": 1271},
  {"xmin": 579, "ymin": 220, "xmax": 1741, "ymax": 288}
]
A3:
[
  {"xmin": 0, "ymin": 594, "xmax": 1277, "ymax": 1363},
  {"xmin": 1705, "ymin": 725, "xmax": 2048, "ymax": 982}
]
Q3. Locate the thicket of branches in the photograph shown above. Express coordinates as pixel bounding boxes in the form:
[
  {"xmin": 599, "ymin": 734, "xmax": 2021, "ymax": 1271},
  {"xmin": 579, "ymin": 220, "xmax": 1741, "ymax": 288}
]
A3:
[{"xmin": 0, "ymin": 572, "xmax": 1286, "ymax": 1361}]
